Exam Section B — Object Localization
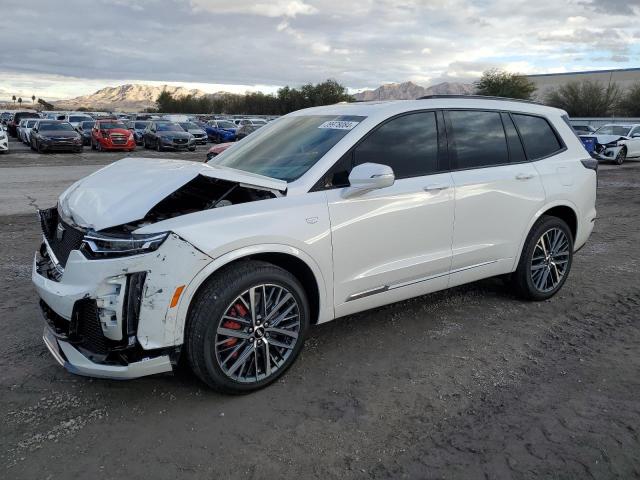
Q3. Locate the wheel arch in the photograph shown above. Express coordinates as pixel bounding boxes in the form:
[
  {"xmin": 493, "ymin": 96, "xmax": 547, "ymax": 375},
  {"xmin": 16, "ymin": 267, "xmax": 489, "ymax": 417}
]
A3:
[
  {"xmin": 174, "ymin": 244, "xmax": 331, "ymax": 346},
  {"xmin": 512, "ymin": 201, "xmax": 579, "ymax": 270}
]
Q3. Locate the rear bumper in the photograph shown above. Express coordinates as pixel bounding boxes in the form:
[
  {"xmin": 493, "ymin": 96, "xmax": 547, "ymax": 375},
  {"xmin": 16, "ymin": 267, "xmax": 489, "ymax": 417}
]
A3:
[{"xmin": 43, "ymin": 324, "xmax": 173, "ymax": 379}]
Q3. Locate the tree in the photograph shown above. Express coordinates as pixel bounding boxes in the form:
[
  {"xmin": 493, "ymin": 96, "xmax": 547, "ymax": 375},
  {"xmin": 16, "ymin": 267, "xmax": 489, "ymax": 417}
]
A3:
[
  {"xmin": 12, "ymin": 95, "xmax": 16, "ymax": 105},
  {"xmin": 475, "ymin": 69, "xmax": 537, "ymax": 100},
  {"xmin": 544, "ymin": 80, "xmax": 622, "ymax": 117},
  {"xmin": 155, "ymin": 79, "xmax": 354, "ymax": 114},
  {"xmin": 618, "ymin": 82, "xmax": 640, "ymax": 117},
  {"xmin": 17, "ymin": 97, "xmax": 22, "ymax": 107},
  {"xmin": 32, "ymin": 95, "xmax": 36, "ymax": 104}
]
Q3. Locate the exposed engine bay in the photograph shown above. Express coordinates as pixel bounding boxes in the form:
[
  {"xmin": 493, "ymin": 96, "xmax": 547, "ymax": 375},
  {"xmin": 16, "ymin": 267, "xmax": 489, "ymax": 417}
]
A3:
[{"xmin": 107, "ymin": 175, "xmax": 279, "ymax": 233}]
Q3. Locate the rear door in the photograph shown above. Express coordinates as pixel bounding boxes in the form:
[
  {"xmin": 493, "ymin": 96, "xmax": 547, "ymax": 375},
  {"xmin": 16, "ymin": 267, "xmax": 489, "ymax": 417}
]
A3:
[
  {"xmin": 445, "ymin": 110, "xmax": 546, "ymax": 287},
  {"xmin": 322, "ymin": 111, "xmax": 455, "ymax": 316}
]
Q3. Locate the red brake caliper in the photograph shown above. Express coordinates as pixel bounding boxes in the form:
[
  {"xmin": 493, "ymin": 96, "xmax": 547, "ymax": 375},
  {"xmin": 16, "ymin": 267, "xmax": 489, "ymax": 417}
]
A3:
[{"xmin": 222, "ymin": 303, "xmax": 248, "ymax": 353}]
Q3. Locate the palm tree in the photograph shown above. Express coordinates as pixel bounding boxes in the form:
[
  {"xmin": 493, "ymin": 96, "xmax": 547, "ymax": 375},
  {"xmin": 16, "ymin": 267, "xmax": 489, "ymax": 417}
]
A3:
[
  {"xmin": 12, "ymin": 95, "xmax": 16, "ymax": 105},
  {"xmin": 17, "ymin": 97, "xmax": 22, "ymax": 107},
  {"xmin": 32, "ymin": 95, "xmax": 36, "ymax": 104}
]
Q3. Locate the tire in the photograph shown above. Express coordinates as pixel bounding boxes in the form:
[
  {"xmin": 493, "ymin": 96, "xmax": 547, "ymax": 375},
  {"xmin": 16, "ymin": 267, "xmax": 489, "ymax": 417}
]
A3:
[
  {"xmin": 513, "ymin": 215, "xmax": 574, "ymax": 301},
  {"xmin": 188, "ymin": 147, "xmax": 196, "ymax": 152},
  {"xmin": 36, "ymin": 141, "xmax": 44, "ymax": 153},
  {"xmin": 615, "ymin": 147, "xmax": 626, "ymax": 165},
  {"xmin": 186, "ymin": 260, "xmax": 310, "ymax": 394},
  {"xmin": 156, "ymin": 140, "xmax": 162, "ymax": 152},
  {"xmin": 96, "ymin": 142, "xmax": 103, "ymax": 152},
  {"xmin": 91, "ymin": 140, "xmax": 96, "ymax": 150}
]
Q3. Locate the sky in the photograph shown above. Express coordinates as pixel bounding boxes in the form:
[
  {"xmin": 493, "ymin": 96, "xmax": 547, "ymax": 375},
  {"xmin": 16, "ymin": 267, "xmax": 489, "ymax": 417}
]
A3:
[{"xmin": 0, "ymin": 0, "xmax": 638, "ymax": 101}]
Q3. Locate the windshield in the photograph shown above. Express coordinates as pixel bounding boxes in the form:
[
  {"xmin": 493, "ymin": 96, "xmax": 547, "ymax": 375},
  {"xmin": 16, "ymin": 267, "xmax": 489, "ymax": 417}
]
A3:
[
  {"xmin": 81, "ymin": 121, "xmax": 95, "ymax": 129},
  {"xmin": 157, "ymin": 123, "xmax": 184, "ymax": 132},
  {"xmin": 134, "ymin": 121, "xmax": 149, "ymax": 129},
  {"xmin": 69, "ymin": 115, "xmax": 92, "ymax": 122},
  {"xmin": 216, "ymin": 120, "xmax": 236, "ymax": 129},
  {"xmin": 39, "ymin": 122, "xmax": 75, "ymax": 131},
  {"xmin": 99, "ymin": 122, "xmax": 127, "ymax": 129},
  {"xmin": 26, "ymin": 120, "xmax": 38, "ymax": 127},
  {"xmin": 594, "ymin": 125, "xmax": 631, "ymax": 136},
  {"xmin": 210, "ymin": 115, "xmax": 365, "ymax": 182},
  {"xmin": 179, "ymin": 122, "xmax": 200, "ymax": 130}
]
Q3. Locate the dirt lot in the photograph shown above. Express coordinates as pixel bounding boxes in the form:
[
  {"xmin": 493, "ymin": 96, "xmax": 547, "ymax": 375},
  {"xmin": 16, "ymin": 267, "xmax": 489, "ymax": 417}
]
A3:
[{"xmin": 1, "ymin": 138, "xmax": 639, "ymax": 479}]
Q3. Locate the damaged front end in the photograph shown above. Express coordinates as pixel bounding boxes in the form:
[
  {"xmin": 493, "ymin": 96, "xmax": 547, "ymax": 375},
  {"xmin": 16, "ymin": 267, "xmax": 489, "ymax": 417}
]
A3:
[
  {"xmin": 580, "ymin": 135, "xmax": 626, "ymax": 162},
  {"xmin": 34, "ymin": 158, "xmax": 286, "ymax": 379}
]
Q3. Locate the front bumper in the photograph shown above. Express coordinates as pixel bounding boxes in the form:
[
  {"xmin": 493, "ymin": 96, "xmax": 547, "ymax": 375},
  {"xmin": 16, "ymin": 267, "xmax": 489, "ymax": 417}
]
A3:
[
  {"xmin": 43, "ymin": 324, "xmax": 173, "ymax": 379},
  {"xmin": 0, "ymin": 138, "xmax": 7, "ymax": 151},
  {"xmin": 592, "ymin": 145, "xmax": 622, "ymax": 162},
  {"xmin": 33, "ymin": 223, "xmax": 213, "ymax": 379},
  {"xmin": 41, "ymin": 141, "xmax": 83, "ymax": 152},
  {"xmin": 42, "ymin": 325, "xmax": 173, "ymax": 380},
  {"xmin": 96, "ymin": 138, "xmax": 136, "ymax": 150}
]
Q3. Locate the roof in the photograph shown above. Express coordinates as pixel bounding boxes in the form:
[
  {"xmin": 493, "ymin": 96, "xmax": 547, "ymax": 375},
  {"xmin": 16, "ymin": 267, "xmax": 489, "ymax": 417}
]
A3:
[{"xmin": 289, "ymin": 97, "xmax": 565, "ymax": 119}]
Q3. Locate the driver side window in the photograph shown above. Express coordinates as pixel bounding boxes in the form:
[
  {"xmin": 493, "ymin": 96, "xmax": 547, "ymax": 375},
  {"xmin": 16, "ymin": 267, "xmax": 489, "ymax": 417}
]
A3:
[{"xmin": 316, "ymin": 111, "xmax": 441, "ymax": 190}]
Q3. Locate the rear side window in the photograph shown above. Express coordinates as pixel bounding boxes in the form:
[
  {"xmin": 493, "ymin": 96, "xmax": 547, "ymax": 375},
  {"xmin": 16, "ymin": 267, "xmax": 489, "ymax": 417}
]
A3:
[
  {"xmin": 353, "ymin": 111, "xmax": 439, "ymax": 179},
  {"xmin": 512, "ymin": 114, "xmax": 563, "ymax": 160},
  {"xmin": 501, "ymin": 113, "xmax": 526, "ymax": 163},
  {"xmin": 447, "ymin": 110, "xmax": 509, "ymax": 169}
]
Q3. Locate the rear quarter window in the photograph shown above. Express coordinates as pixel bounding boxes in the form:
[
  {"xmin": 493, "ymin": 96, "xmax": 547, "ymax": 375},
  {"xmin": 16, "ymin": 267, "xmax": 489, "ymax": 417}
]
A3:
[{"xmin": 512, "ymin": 114, "xmax": 564, "ymax": 160}]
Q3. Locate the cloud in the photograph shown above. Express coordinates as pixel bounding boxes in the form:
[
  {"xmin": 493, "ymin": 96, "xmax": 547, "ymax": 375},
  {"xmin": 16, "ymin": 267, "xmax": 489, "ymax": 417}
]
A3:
[
  {"xmin": 190, "ymin": 0, "xmax": 317, "ymax": 18},
  {"xmin": 0, "ymin": 0, "xmax": 638, "ymax": 99}
]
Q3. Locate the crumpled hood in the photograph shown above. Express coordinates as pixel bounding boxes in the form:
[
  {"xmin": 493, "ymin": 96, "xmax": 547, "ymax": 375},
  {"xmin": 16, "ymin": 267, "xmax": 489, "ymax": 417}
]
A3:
[
  {"xmin": 59, "ymin": 157, "xmax": 286, "ymax": 231},
  {"xmin": 582, "ymin": 134, "xmax": 627, "ymax": 145}
]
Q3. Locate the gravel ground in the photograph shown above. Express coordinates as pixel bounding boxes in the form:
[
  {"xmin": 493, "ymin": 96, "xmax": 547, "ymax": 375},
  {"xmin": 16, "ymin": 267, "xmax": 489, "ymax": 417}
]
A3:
[{"xmin": 0, "ymin": 139, "xmax": 639, "ymax": 479}]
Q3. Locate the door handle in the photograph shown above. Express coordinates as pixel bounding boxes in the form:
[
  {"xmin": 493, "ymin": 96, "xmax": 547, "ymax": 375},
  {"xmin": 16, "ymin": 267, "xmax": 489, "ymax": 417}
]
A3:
[
  {"xmin": 515, "ymin": 173, "xmax": 534, "ymax": 180},
  {"xmin": 424, "ymin": 184, "xmax": 450, "ymax": 192}
]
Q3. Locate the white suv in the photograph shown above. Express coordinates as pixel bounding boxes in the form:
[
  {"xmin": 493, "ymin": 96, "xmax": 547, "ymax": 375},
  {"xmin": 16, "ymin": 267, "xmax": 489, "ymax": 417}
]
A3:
[{"xmin": 33, "ymin": 97, "xmax": 597, "ymax": 393}]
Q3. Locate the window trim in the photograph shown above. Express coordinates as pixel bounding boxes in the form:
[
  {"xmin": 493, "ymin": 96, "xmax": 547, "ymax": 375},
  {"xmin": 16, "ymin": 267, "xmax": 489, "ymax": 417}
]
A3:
[
  {"xmin": 510, "ymin": 112, "xmax": 567, "ymax": 162},
  {"xmin": 311, "ymin": 108, "xmax": 567, "ymax": 190},
  {"xmin": 310, "ymin": 109, "xmax": 447, "ymax": 191}
]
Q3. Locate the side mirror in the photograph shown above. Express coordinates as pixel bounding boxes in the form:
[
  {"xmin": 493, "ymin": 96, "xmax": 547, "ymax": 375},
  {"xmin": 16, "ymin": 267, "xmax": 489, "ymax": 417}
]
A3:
[{"xmin": 344, "ymin": 163, "xmax": 395, "ymax": 198}]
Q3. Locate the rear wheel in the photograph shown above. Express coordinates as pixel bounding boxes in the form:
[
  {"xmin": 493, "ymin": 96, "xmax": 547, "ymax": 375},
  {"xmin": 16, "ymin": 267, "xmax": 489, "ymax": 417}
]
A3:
[
  {"xmin": 513, "ymin": 216, "xmax": 573, "ymax": 301},
  {"xmin": 186, "ymin": 261, "xmax": 309, "ymax": 394}
]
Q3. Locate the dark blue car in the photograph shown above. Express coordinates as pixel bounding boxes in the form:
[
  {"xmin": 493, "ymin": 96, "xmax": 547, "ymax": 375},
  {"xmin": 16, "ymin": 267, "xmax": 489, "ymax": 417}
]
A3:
[
  {"xmin": 129, "ymin": 120, "xmax": 150, "ymax": 145},
  {"xmin": 202, "ymin": 119, "xmax": 237, "ymax": 143}
]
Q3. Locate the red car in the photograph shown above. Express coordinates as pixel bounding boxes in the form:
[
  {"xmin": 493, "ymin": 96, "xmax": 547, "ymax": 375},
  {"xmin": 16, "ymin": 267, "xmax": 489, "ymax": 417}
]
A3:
[
  {"xmin": 91, "ymin": 119, "xmax": 136, "ymax": 151},
  {"xmin": 206, "ymin": 142, "xmax": 234, "ymax": 161}
]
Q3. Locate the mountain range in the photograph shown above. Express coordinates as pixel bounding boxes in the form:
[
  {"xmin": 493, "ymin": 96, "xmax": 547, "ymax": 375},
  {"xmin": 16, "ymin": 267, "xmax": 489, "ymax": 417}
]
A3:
[
  {"xmin": 353, "ymin": 81, "xmax": 475, "ymax": 101},
  {"xmin": 47, "ymin": 80, "xmax": 477, "ymax": 112},
  {"xmin": 53, "ymin": 84, "xmax": 209, "ymax": 111}
]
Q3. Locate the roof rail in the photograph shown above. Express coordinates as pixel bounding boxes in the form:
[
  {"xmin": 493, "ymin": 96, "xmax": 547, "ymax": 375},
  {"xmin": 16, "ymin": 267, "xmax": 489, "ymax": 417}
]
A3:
[{"xmin": 416, "ymin": 94, "xmax": 543, "ymax": 105}]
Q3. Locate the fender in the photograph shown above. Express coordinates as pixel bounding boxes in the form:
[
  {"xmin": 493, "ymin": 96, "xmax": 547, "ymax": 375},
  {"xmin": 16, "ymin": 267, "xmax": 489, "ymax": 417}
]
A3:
[
  {"xmin": 511, "ymin": 199, "xmax": 580, "ymax": 270},
  {"xmin": 171, "ymin": 243, "xmax": 333, "ymax": 346}
]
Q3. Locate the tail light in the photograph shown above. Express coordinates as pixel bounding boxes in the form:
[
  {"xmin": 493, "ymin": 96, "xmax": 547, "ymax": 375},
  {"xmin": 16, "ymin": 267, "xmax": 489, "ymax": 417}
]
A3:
[{"xmin": 581, "ymin": 158, "xmax": 598, "ymax": 171}]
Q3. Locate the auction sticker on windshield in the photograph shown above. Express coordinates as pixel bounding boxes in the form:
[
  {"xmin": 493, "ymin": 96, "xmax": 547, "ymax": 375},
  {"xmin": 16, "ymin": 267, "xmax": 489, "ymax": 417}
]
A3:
[{"xmin": 318, "ymin": 120, "xmax": 360, "ymax": 130}]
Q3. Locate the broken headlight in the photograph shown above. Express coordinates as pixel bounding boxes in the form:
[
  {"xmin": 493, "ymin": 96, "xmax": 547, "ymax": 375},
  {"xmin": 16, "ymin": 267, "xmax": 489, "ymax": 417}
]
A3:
[{"xmin": 82, "ymin": 231, "xmax": 169, "ymax": 258}]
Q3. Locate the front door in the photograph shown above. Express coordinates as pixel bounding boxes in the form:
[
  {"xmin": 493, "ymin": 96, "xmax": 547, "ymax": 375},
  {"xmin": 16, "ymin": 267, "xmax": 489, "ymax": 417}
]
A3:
[{"xmin": 322, "ymin": 111, "xmax": 456, "ymax": 317}]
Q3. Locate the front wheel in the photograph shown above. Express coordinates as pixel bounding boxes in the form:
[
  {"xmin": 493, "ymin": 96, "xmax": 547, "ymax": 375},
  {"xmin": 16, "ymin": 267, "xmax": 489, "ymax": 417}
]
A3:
[
  {"xmin": 615, "ymin": 147, "xmax": 626, "ymax": 165},
  {"xmin": 186, "ymin": 261, "xmax": 309, "ymax": 393},
  {"xmin": 513, "ymin": 216, "xmax": 574, "ymax": 301}
]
